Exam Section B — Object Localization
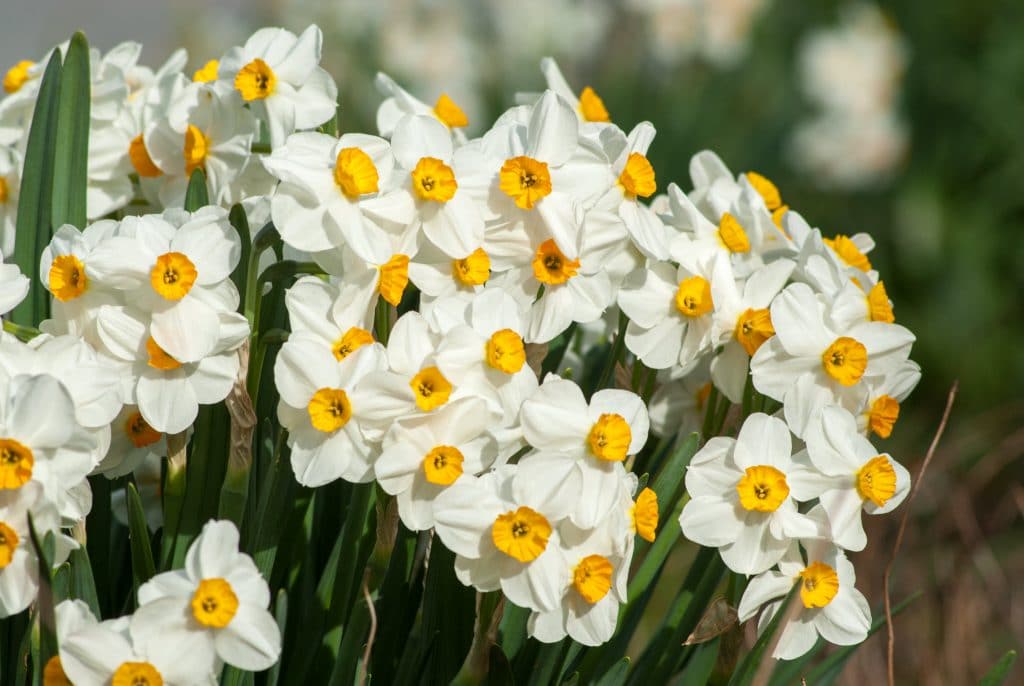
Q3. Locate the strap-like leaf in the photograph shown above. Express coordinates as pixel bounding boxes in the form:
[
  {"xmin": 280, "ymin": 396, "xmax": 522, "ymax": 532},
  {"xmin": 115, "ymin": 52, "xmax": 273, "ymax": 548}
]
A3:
[
  {"xmin": 50, "ymin": 31, "xmax": 90, "ymax": 231},
  {"xmin": 184, "ymin": 168, "xmax": 209, "ymax": 210},
  {"xmin": 125, "ymin": 482, "xmax": 156, "ymax": 591}
]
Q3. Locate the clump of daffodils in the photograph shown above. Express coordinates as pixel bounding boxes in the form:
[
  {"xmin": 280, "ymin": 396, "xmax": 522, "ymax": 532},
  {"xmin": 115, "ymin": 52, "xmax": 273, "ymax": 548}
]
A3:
[{"xmin": 0, "ymin": 24, "xmax": 923, "ymax": 682}]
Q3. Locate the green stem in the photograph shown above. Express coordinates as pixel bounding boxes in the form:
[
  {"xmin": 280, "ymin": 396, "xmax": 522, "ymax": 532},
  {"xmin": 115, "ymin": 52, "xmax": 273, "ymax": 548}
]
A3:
[
  {"xmin": 1, "ymin": 319, "xmax": 41, "ymax": 341},
  {"xmin": 700, "ymin": 385, "xmax": 721, "ymax": 441},
  {"xmin": 595, "ymin": 309, "xmax": 629, "ymax": 392}
]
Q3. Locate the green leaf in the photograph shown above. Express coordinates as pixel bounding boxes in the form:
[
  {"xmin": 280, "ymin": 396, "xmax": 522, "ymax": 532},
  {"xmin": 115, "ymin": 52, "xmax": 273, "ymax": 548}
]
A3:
[
  {"xmin": 183, "ymin": 168, "xmax": 209, "ymax": 210},
  {"xmin": 593, "ymin": 657, "xmax": 630, "ymax": 686},
  {"xmin": 649, "ymin": 432, "xmax": 700, "ymax": 512},
  {"xmin": 84, "ymin": 475, "xmax": 111, "ymax": 614},
  {"xmin": 11, "ymin": 50, "xmax": 62, "ymax": 326},
  {"xmin": 65, "ymin": 548, "xmax": 101, "ymax": 618},
  {"xmin": 978, "ymin": 650, "xmax": 1017, "ymax": 686},
  {"xmin": 726, "ymin": 583, "xmax": 800, "ymax": 686},
  {"xmin": 50, "ymin": 31, "xmax": 90, "ymax": 230},
  {"xmin": 125, "ymin": 482, "xmax": 156, "ymax": 592},
  {"xmin": 26, "ymin": 516, "xmax": 57, "ymax": 676},
  {"xmin": 674, "ymin": 638, "xmax": 719, "ymax": 685},
  {"xmin": 265, "ymin": 590, "xmax": 288, "ymax": 686},
  {"xmin": 228, "ymin": 204, "xmax": 251, "ymax": 308},
  {"xmin": 258, "ymin": 260, "xmax": 326, "ymax": 286}
]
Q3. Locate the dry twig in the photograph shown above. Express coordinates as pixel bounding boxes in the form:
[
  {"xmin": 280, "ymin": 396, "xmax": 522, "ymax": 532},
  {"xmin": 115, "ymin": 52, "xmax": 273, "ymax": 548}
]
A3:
[{"xmin": 884, "ymin": 381, "xmax": 958, "ymax": 686}]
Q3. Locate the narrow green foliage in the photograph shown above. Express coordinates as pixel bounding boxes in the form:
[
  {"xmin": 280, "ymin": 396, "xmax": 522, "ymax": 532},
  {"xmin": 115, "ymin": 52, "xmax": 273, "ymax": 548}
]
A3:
[
  {"xmin": 726, "ymin": 583, "xmax": 800, "ymax": 686},
  {"xmin": 978, "ymin": 650, "xmax": 1017, "ymax": 686},
  {"xmin": 11, "ymin": 51, "xmax": 62, "ymax": 326},
  {"xmin": 50, "ymin": 31, "xmax": 90, "ymax": 230},
  {"xmin": 65, "ymin": 547, "xmax": 101, "ymax": 617},
  {"xmin": 228, "ymin": 204, "xmax": 252, "ymax": 306},
  {"xmin": 125, "ymin": 482, "xmax": 156, "ymax": 592},
  {"xmin": 26, "ymin": 516, "xmax": 57, "ymax": 678},
  {"xmin": 184, "ymin": 168, "xmax": 209, "ymax": 210}
]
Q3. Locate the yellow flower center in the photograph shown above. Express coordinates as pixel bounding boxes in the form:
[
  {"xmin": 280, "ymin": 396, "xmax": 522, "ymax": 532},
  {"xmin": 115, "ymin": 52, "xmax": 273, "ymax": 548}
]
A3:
[
  {"xmin": 307, "ymin": 388, "xmax": 352, "ymax": 433},
  {"xmin": 867, "ymin": 281, "xmax": 894, "ymax": 322},
  {"xmin": 334, "ymin": 147, "xmax": 380, "ymax": 199},
  {"xmin": 48, "ymin": 254, "xmax": 88, "ymax": 302},
  {"xmin": 867, "ymin": 395, "xmax": 900, "ymax": 439},
  {"xmin": 532, "ymin": 239, "xmax": 579, "ymax": 285},
  {"xmin": 718, "ymin": 212, "xmax": 751, "ymax": 253},
  {"xmin": 193, "ymin": 59, "xmax": 219, "ymax": 83},
  {"xmin": 129, "ymin": 135, "xmax": 162, "ymax": 178},
  {"xmin": 434, "ymin": 93, "xmax": 469, "ymax": 128},
  {"xmin": 573, "ymin": 554, "xmax": 614, "ymax": 604},
  {"xmin": 734, "ymin": 307, "xmax": 775, "ymax": 356},
  {"xmin": 411, "ymin": 156, "xmax": 458, "ymax": 202},
  {"xmin": 736, "ymin": 465, "xmax": 790, "ymax": 512},
  {"xmin": 491, "ymin": 506, "xmax": 552, "ymax": 562},
  {"xmin": 332, "ymin": 327, "xmax": 374, "ymax": 362},
  {"xmin": 190, "ymin": 577, "xmax": 239, "ymax": 628},
  {"xmin": 771, "ymin": 205, "xmax": 789, "ymax": 231},
  {"xmin": 856, "ymin": 455, "xmax": 897, "ymax": 507},
  {"xmin": 821, "ymin": 337, "xmax": 868, "ymax": 386},
  {"xmin": 0, "ymin": 521, "xmax": 19, "ymax": 568},
  {"xmin": 111, "ymin": 661, "xmax": 163, "ymax": 686},
  {"xmin": 452, "ymin": 248, "xmax": 490, "ymax": 286},
  {"xmin": 825, "ymin": 235, "xmax": 872, "ymax": 271},
  {"xmin": 422, "ymin": 445, "xmax": 465, "ymax": 486},
  {"xmin": 630, "ymin": 487, "xmax": 659, "ymax": 542},
  {"xmin": 125, "ymin": 412, "xmax": 161, "ymax": 448},
  {"xmin": 43, "ymin": 655, "xmax": 71, "ymax": 686},
  {"xmin": 746, "ymin": 171, "xmax": 782, "ymax": 211},
  {"xmin": 619, "ymin": 153, "xmax": 656, "ymax": 199},
  {"xmin": 587, "ymin": 413, "xmax": 632, "ymax": 462},
  {"xmin": 0, "ymin": 178, "xmax": 7, "ymax": 204},
  {"xmin": 674, "ymin": 276, "xmax": 713, "ymax": 318},
  {"xmin": 499, "ymin": 156, "xmax": 552, "ymax": 210},
  {"xmin": 799, "ymin": 561, "xmax": 839, "ymax": 608},
  {"xmin": 485, "ymin": 329, "xmax": 526, "ymax": 374},
  {"xmin": 377, "ymin": 254, "xmax": 410, "ymax": 306},
  {"xmin": 409, "ymin": 366, "xmax": 452, "ymax": 412},
  {"xmin": 578, "ymin": 86, "xmax": 610, "ymax": 123},
  {"xmin": 146, "ymin": 337, "xmax": 182, "ymax": 371},
  {"xmin": 234, "ymin": 58, "xmax": 276, "ymax": 101},
  {"xmin": 3, "ymin": 60, "xmax": 33, "ymax": 94},
  {"xmin": 0, "ymin": 439, "xmax": 34, "ymax": 490},
  {"xmin": 183, "ymin": 124, "xmax": 211, "ymax": 176},
  {"xmin": 150, "ymin": 252, "xmax": 197, "ymax": 301}
]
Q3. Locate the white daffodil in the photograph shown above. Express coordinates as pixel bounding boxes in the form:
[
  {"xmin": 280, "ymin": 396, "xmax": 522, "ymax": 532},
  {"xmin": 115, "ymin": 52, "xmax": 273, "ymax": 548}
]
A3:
[
  {"xmin": 855, "ymin": 358, "xmax": 920, "ymax": 439},
  {"xmin": 263, "ymin": 131, "xmax": 414, "ymax": 263},
  {"xmin": 375, "ymin": 397, "xmax": 498, "ymax": 530},
  {"xmin": 39, "ymin": 221, "xmax": 122, "ymax": 341},
  {"xmin": 0, "ymin": 333, "xmax": 121, "ymax": 467},
  {"xmin": 0, "ymin": 144, "xmax": 20, "ymax": 257},
  {"xmin": 527, "ymin": 520, "xmax": 630, "ymax": 647},
  {"xmin": 738, "ymin": 533, "xmax": 871, "ymax": 660},
  {"xmin": 618, "ymin": 246, "xmax": 732, "ymax": 371},
  {"xmin": 408, "ymin": 242, "xmax": 503, "ymax": 314},
  {"xmin": 88, "ymin": 208, "xmax": 244, "ymax": 363},
  {"xmin": 144, "ymin": 82, "xmax": 259, "ymax": 207},
  {"xmin": 0, "ymin": 371, "xmax": 100, "ymax": 521},
  {"xmin": 283, "ymin": 275, "xmax": 376, "ymax": 362},
  {"xmin": 94, "ymin": 304, "xmax": 246, "ymax": 434},
  {"xmin": 0, "ymin": 482, "xmax": 76, "ymax": 617},
  {"xmin": 433, "ymin": 466, "xmax": 569, "ymax": 613},
  {"xmin": 432, "ymin": 289, "xmax": 538, "ymax": 452},
  {"xmin": 793, "ymin": 405, "xmax": 910, "ymax": 551},
  {"xmin": 95, "ymin": 404, "xmax": 166, "ymax": 478},
  {"xmin": 708, "ymin": 259, "xmax": 794, "ymax": 403},
  {"xmin": 274, "ymin": 337, "xmax": 388, "ymax": 486},
  {"xmin": 591, "ymin": 122, "xmax": 670, "ymax": 259},
  {"xmin": 375, "ymin": 71, "xmax": 470, "ymax": 142},
  {"xmin": 0, "ymin": 252, "xmax": 28, "ymax": 314},
  {"xmin": 679, "ymin": 412, "xmax": 817, "ymax": 575},
  {"xmin": 353, "ymin": 312, "xmax": 483, "ymax": 439},
  {"xmin": 218, "ymin": 25, "xmax": 337, "ymax": 148},
  {"xmin": 664, "ymin": 180, "xmax": 790, "ymax": 277},
  {"xmin": 519, "ymin": 376, "xmax": 649, "ymax": 528},
  {"xmin": 61, "ymin": 614, "xmax": 218, "ymax": 686},
  {"xmin": 391, "ymin": 114, "xmax": 486, "ymax": 258},
  {"xmin": 486, "ymin": 91, "xmax": 588, "ymax": 259},
  {"xmin": 519, "ymin": 58, "xmax": 616, "ymax": 130},
  {"xmin": 684, "ymin": 150, "xmax": 791, "ymax": 232},
  {"xmin": 132, "ymin": 520, "xmax": 281, "ymax": 674},
  {"xmin": 750, "ymin": 282, "xmax": 915, "ymax": 437}
]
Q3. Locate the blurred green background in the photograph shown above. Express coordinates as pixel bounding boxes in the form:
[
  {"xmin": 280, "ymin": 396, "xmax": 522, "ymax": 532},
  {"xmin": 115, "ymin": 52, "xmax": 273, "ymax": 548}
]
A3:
[{"xmin": 4, "ymin": 0, "xmax": 1022, "ymax": 682}]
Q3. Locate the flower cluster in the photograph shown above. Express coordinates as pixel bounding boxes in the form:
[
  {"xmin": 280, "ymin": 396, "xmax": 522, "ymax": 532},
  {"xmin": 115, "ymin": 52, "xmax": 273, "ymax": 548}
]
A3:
[{"xmin": 0, "ymin": 21, "xmax": 922, "ymax": 678}]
